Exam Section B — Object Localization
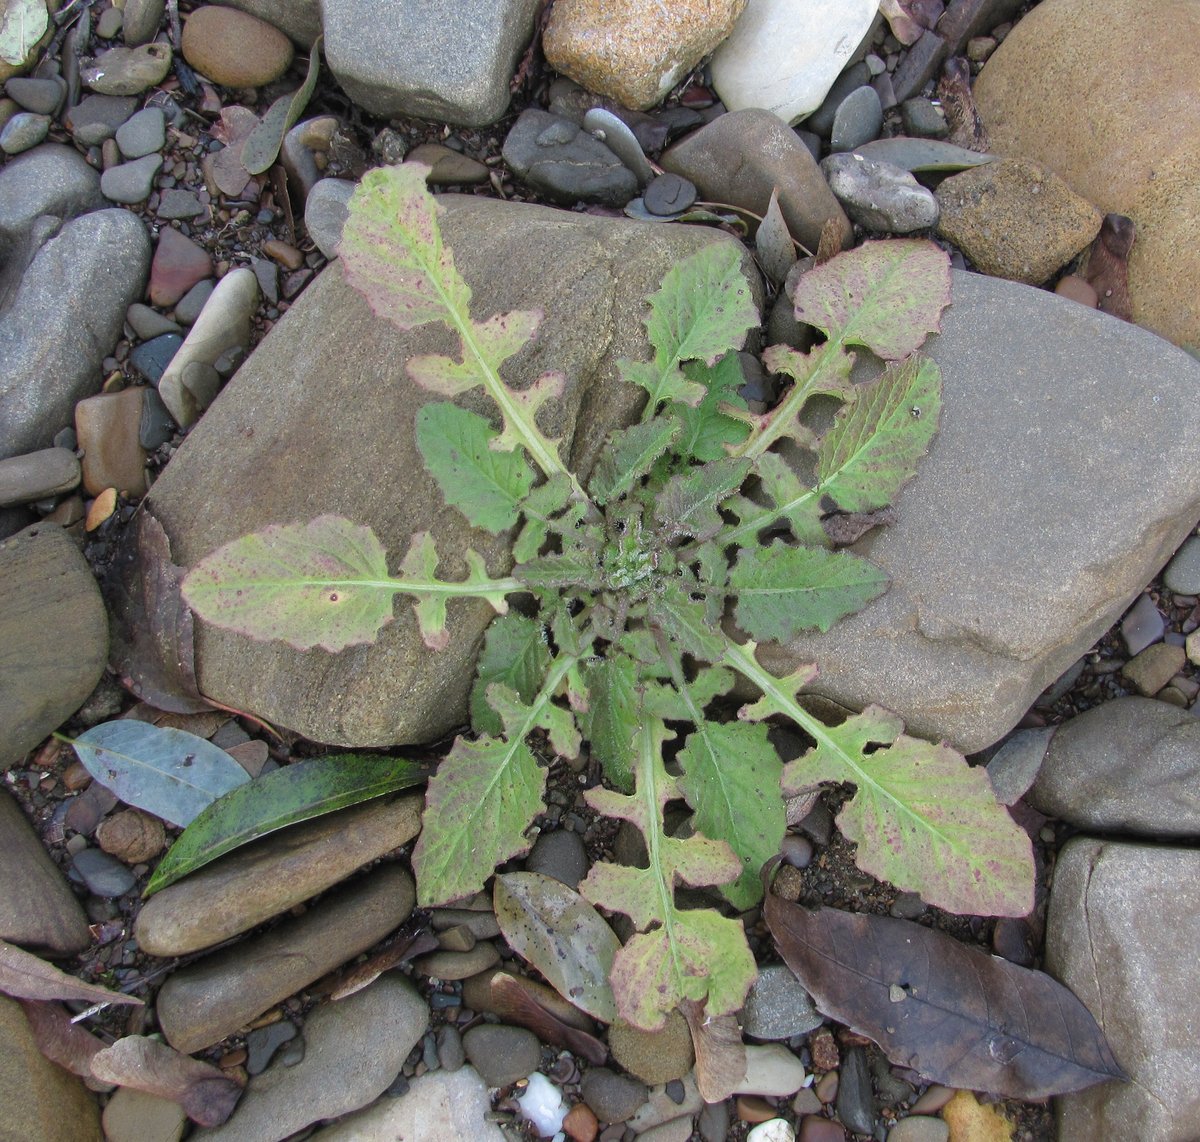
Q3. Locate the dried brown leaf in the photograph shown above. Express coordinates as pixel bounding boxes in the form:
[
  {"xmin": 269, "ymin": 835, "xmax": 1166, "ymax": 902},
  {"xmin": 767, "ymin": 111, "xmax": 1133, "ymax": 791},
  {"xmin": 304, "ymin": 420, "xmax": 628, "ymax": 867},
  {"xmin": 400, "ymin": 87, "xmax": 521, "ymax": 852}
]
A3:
[
  {"xmin": 0, "ymin": 940, "xmax": 143, "ymax": 1007},
  {"xmin": 18, "ymin": 1000, "xmax": 106, "ymax": 1078},
  {"xmin": 1084, "ymin": 213, "xmax": 1134, "ymax": 322},
  {"xmin": 681, "ymin": 998, "xmax": 746, "ymax": 1103},
  {"xmin": 489, "ymin": 972, "xmax": 608, "ymax": 1065},
  {"xmin": 756, "ymin": 189, "xmax": 797, "ymax": 289}
]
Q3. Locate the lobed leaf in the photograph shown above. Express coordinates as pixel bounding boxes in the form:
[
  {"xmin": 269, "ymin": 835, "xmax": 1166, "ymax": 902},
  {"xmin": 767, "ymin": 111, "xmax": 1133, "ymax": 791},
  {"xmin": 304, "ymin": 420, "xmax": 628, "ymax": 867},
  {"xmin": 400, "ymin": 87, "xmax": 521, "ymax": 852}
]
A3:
[
  {"xmin": 722, "ymin": 451, "xmax": 827, "ymax": 548},
  {"xmin": 470, "ymin": 613, "xmax": 551, "ymax": 736},
  {"xmin": 512, "ymin": 474, "xmax": 576, "ymax": 562},
  {"xmin": 668, "ymin": 353, "xmax": 752, "ymax": 464},
  {"xmin": 646, "ymin": 581, "xmax": 727, "ymax": 663},
  {"xmin": 588, "ymin": 419, "xmax": 681, "ymax": 505},
  {"xmin": 580, "ymin": 654, "xmax": 641, "ymax": 792},
  {"xmin": 652, "ymin": 458, "xmax": 751, "ymax": 542},
  {"xmin": 144, "ymin": 754, "xmax": 425, "ymax": 896},
  {"xmin": 415, "ymin": 402, "xmax": 535, "ymax": 534},
  {"xmin": 729, "ymin": 542, "xmax": 889, "ymax": 640}
]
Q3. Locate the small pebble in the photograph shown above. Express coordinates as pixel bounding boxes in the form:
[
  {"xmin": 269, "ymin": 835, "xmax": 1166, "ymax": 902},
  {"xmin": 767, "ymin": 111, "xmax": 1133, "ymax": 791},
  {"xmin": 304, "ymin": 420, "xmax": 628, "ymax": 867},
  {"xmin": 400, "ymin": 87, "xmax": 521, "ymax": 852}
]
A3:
[
  {"xmin": 129, "ymin": 333, "xmax": 182, "ymax": 384},
  {"xmin": 245, "ymin": 1019, "xmax": 296, "ymax": 1075},
  {"xmin": 643, "ymin": 173, "xmax": 697, "ymax": 216},
  {"xmin": 747, "ymin": 1121, "xmax": 795, "ymax": 1142},
  {"xmin": 1164, "ymin": 536, "xmax": 1200, "ymax": 595},
  {"xmin": 0, "ymin": 112, "xmax": 50, "ymax": 154},
  {"xmin": 115, "ymin": 106, "xmax": 165, "ymax": 158},
  {"xmin": 157, "ymin": 188, "xmax": 205, "ymax": 220},
  {"xmin": 830, "ymin": 86, "xmax": 883, "ymax": 153},
  {"xmin": 1120, "ymin": 592, "xmax": 1164, "ymax": 655},
  {"xmin": 413, "ymin": 941, "xmax": 501, "ymax": 980},
  {"xmin": 96, "ymin": 5, "xmax": 124, "ymax": 38},
  {"xmin": 436, "ymin": 1024, "xmax": 465, "ymax": 1071},
  {"xmin": 899, "ymin": 97, "xmax": 948, "ymax": 138},
  {"xmin": 1123, "ymin": 643, "xmax": 1186, "ymax": 696},
  {"xmin": 741, "ymin": 965, "xmax": 822, "ymax": 1040},
  {"xmin": 462, "ymin": 1023, "xmax": 540, "ymax": 1087},
  {"xmin": 525, "ymin": 828, "xmax": 589, "ymax": 888},
  {"xmin": 5, "ymin": 76, "xmax": 64, "ymax": 115},
  {"xmin": 139, "ymin": 389, "xmax": 175, "ymax": 449},
  {"xmin": 580, "ymin": 1067, "xmax": 649, "ymax": 1123},
  {"xmin": 737, "ymin": 1095, "xmax": 778, "ymax": 1124},
  {"xmin": 1055, "ymin": 274, "xmax": 1099, "ymax": 308},
  {"xmin": 101, "ymin": 153, "xmax": 163, "ymax": 203},
  {"xmin": 887, "ymin": 1116, "xmax": 950, "ymax": 1142},
  {"xmin": 71, "ymin": 847, "xmax": 137, "ymax": 897}
]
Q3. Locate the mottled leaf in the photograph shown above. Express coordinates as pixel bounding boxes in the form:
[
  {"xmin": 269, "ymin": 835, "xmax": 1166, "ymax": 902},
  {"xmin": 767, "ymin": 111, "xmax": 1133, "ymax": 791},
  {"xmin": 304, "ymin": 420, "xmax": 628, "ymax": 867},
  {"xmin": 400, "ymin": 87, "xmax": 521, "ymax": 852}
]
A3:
[
  {"xmin": 580, "ymin": 654, "xmax": 641, "ymax": 792},
  {"xmin": 670, "ymin": 353, "xmax": 751, "ymax": 463},
  {"xmin": 792, "ymin": 240, "xmax": 952, "ymax": 362},
  {"xmin": 588, "ymin": 418, "xmax": 681, "ymax": 504},
  {"xmin": 241, "ymin": 34, "xmax": 321, "ymax": 174},
  {"xmin": 723, "ymin": 451, "xmax": 827, "ymax": 548},
  {"xmin": 756, "ymin": 188, "xmax": 797, "ymax": 288},
  {"xmin": 729, "ymin": 542, "xmax": 889, "ymax": 640},
  {"xmin": 0, "ymin": 941, "xmax": 142, "ymax": 1006},
  {"xmin": 0, "ymin": 0, "xmax": 47, "ymax": 65},
  {"xmin": 646, "ymin": 581, "xmax": 726, "ymax": 662},
  {"xmin": 653, "ymin": 458, "xmax": 750, "ymax": 541},
  {"xmin": 71, "ymin": 721, "xmax": 250, "ymax": 828},
  {"xmin": 764, "ymin": 896, "xmax": 1126, "ymax": 1099},
  {"xmin": 512, "ymin": 474, "xmax": 575, "ymax": 562},
  {"xmin": 144, "ymin": 755, "xmax": 425, "ymax": 896},
  {"xmin": 470, "ymin": 613, "xmax": 551, "ymax": 736},
  {"xmin": 494, "ymin": 872, "xmax": 620, "ymax": 1022},
  {"xmin": 416, "ymin": 402, "xmax": 535, "ymax": 533}
]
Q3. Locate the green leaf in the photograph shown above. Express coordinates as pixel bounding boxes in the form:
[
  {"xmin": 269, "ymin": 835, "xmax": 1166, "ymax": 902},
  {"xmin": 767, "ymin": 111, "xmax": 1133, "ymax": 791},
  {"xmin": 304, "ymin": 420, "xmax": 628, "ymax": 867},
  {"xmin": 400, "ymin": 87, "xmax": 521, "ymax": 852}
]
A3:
[
  {"xmin": 471, "ymin": 613, "xmax": 551, "ymax": 736},
  {"xmin": 725, "ymin": 641, "xmax": 1034, "ymax": 917},
  {"xmin": 144, "ymin": 754, "xmax": 425, "ymax": 895},
  {"xmin": 729, "ymin": 542, "xmax": 889, "ymax": 640},
  {"xmin": 71, "ymin": 722, "xmax": 250, "ymax": 829},
  {"xmin": 588, "ymin": 419, "xmax": 681, "ymax": 505},
  {"xmin": 513, "ymin": 474, "xmax": 575, "ymax": 562},
  {"xmin": 816, "ymin": 355, "xmax": 941, "ymax": 513},
  {"xmin": 723, "ymin": 451, "xmax": 827, "ymax": 548},
  {"xmin": 580, "ymin": 654, "xmax": 641, "ymax": 792},
  {"xmin": 581, "ymin": 720, "xmax": 755, "ymax": 1029},
  {"xmin": 646, "ymin": 581, "xmax": 726, "ymax": 663},
  {"xmin": 415, "ymin": 402, "xmax": 535, "ymax": 534},
  {"xmin": 515, "ymin": 551, "xmax": 596, "ymax": 591},
  {"xmin": 670, "ymin": 354, "xmax": 751, "ymax": 463},
  {"xmin": 653, "ymin": 458, "xmax": 750, "ymax": 541},
  {"xmin": 494, "ymin": 872, "xmax": 620, "ymax": 1023},
  {"xmin": 241, "ymin": 34, "xmax": 322, "ymax": 174},
  {"xmin": 792, "ymin": 239, "xmax": 952, "ymax": 362},
  {"xmin": 0, "ymin": 0, "xmax": 47, "ymax": 66}
]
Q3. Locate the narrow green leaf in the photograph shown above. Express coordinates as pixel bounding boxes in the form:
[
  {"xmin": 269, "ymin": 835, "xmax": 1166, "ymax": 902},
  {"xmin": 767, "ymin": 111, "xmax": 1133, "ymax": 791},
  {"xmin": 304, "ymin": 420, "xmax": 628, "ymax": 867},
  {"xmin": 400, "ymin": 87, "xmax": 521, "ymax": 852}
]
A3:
[
  {"xmin": 415, "ymin": 402, "xmax": 535, "ymax": 534},
  {"xmin": 470, "ymin": 613, "xmax": 551, "ymax": 736},
  {"xmin": 241, "ymin": 34, "xmax": 322, "ymax": 174},
  {"xmin": 653, "ymin": 458, "xmax": 750, "ymax": 541},
  {"xmin": 792, "ymin": 239, "xmax": 952, "ymax": 362},
  {"xmin": 646, "ymin": 581, "xmax": 726, "ymax": 663},
  {"xmin": 580, "ymin": 655, "xmax": 641, "ymax": 792},
  {"xmin": 515, "ymin": 551, "xmax": 596, "ymax": 590},
  {"xmin": 144, "ymin": 754, "xmax": 425, "ymax": 896},
  {"xmin": 588, "ymin": 419, "xmax": 681, "ymax": 505},
  {"xmin": 729, "ymin": 542, "xmax": 889, "ymax": 640},
  {"xmin": 71, "ymin": 721, "xmax": 250, "ymax": 829}
]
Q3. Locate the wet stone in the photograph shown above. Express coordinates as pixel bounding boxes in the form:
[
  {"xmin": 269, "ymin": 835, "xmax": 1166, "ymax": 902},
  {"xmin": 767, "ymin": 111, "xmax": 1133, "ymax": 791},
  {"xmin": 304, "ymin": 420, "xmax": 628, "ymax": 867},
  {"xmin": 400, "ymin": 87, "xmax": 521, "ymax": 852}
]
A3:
[
  {"xmin": 502, "ymin": 109, "xmax": 637, "ymax": 207},
  {"xmin": 129, "ymin": 333, "xmax": 182, "ymax": 385},
  {"xmin": 0, "ymin": 448, "xmax": 80, "ymax": 507},
  {"xmin": 581, "ymin": 1067, "xmax": 649, "ymax": 1124},
  {"xmin": 835, "ymin": 1046, "xmax": 876, "ymax": 1136},
  {"xmin": 71, "ymin": 846, "xmax": 137, "ymax": 897},
  {"xmin": 156, "ymin": 188, "xmax": 205, "ymax": 220},
  {"xmin": 1121, "ymin": 593, "xmax": 1164, "ymax": 655}
]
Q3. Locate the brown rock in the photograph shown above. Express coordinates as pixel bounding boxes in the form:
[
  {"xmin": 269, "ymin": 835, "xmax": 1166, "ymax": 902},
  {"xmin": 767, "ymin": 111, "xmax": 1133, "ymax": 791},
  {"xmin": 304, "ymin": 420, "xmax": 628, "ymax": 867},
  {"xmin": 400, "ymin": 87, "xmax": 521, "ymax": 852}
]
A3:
[
  {"xmin": 148, "ymin": 227, "xmax": 213, "ymax": 308},
  {"xmin": 935, "ymin": 158, "xmax": 1102, "ymax": 285},
  {"xmin": 1054, "ymin": 274, "xmax": 1098, "ymax": 308},
  {"xmin": 134, "ymin": 793, "xmax": 422, "ymax": 955},
  {"xmin": 412, "ymin": 941, "xmax": 500, "ymax": 981},
  {"xmin": 74, "ymin": 388, "xmax": 147, "ymax": 496},
  {"xmin": 563, "ymin": 1101, "xmax": 600, "ymax": 1142},
  {"xmin": 181, "ymin": 6, "xmax": 294, "ymax": 88},
  {"xmin": 1122, "ymin": 643, "xmax": 1187, "ymax": 697},
  {"xmin": 156, "ymin": 863, "xmax": 415, "ymax": 1053},
  {"xmin": 96, "ymin": 809, "xmax": 165, "ymax": 864},
  {"xmin": 0, "ymin": 448, "xmax": 80, "ymax": 507},
  {"xmin": 608, "ymin": 1011, "xmax": 694, "ymax": 1085}
]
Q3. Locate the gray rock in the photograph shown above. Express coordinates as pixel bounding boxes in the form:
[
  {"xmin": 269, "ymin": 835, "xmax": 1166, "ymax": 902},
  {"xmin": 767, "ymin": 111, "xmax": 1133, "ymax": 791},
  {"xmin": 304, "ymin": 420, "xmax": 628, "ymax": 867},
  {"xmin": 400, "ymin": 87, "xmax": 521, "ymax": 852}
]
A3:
[
  {"xmin": 310, "ymin": 1067, "xmax": 507, "ymax": 1141},
  {"xmin": 524, "ymin": 828, "xmax": 589, "ymax": 888},
  {"xmin": 156, "ymin": 189, "xmax": 204, "ymax": 220},
  {"xmin": 100, "ymin": 153, "xmax": 162, "ymax": 204},
  {"xmin": 985, "ymin": 726, "xmax": 1054, "ymax": 806},
  {"xmin": 114, "ymin": 106, "xmax": 165, "ymax": 159},
  {"xmin": 126, "ymin": 302, "xmax": 182, "ymax": 340},
  {"xmin": 1027, "ymin": 698, "xmax": 1200, "ymax": 835},
  {"xmin": 662, "ymin": 108, "xmax": 852, "ymax": 255},
  {"xmin": 0, "ymin": 449, "xmax": 79, "ymax": 507},
  {"xmin": 145, "ymin": 195, "xmax": 759, "ymax": 746},
  {"xmin": 806, "ymin": 61, "xmax": 872, "ymax": 138},
  {"xmin": 503, "ymin": 109, "xmax": 637, "ymax": 207},
  {"xmin": 0, "ymin": 524, "xmax": 108, "ymax": 770},
  {"xmin": 412, "ymin": 941, "xmax": 500, "ymax": 981},
  {"xmin": 1164, "ymin": 535, "xmax": 1200, "ymax": 595},
  {"xmin": 64, "ymin": 95, "xmax": 137, "ymax": 146},
  {"xmin": 210, "ymin": 0, "xmax": 320, "ymax": 45},
  {"xmin": 245, "ymin": 1021, "xmax": 296, "ymax": 1075},
  {"xmin": 740, "ymin": 963, "xmax": 823, "ymax": 1040},
  {"xmin": 830, "ymin": 85, "xmax": 883, "ymax": 153},
  {"xmin": 581, "ymin": 1067, "xmax": 649, "ymax": 1123},
  {"xmin": 900, "ymin": 98, "xmax": 949, "ymax": 138},
  {"xmin": 139, "ymin": 389, "xmax": 175, "ymax": 450},
  {"xmin": 0, "ymin": 113, "xmax": 50, "ymax": 155},
  {"xmin": 81, "ymin": 43, "xmax": 173, "ymax": 96},
  {"xmin": 5, "ymin": 77, "xmax": 65, "ymax": 115},
  {"xmin": 195, "ymin": 976, "xmax": 428, "ymax": 1142},
  {"xmin": 854, "ymin": 136, "xmax": 995, "ymax": 173},
  {"xmin": 156, "ymin": 864, "xmax": 416, "ymax": 1053},
  {"xmin": 735, "ymin": 1043, "xmax": 807, "ymax": 1097},
  {"xmin": 172, "ymin": 278, "xmax": 215, "ymax": 326},
  {"xmin": 129, "ymin": 333, "xmax": 182, "ymax": 385},
  {"xmin": 462, "ymin": 1024, "xmax": 540, "ymax": 1087},
  {"xmin": 0, "ymin": 209, "xmax": 150, "ymax": 460},
  {"xmin": 121, "ymin": 0, "xmax": 164, "ymax": 46},
  {"xmin": 436, "ymin": 1024, "xmax": 464, "ymax": 1071},
  {"xmin": 70, "ymin": 847, "xmax": 137, "ymax": 897},
  {"xmin": 758, "ymin": 271, "xmax": 1200, "ymax": 753},
  {"xmin": 303, "ymin": 177, "xmax": 355, "ymax": 259},
  {"xmin": 0, "ymin": 787, "xmax": 90, "ymax": 953},
  {"xmin": 1120, "ymin": 592, "xmax": 1164, "ymax": 655},
  {"xmin": 1046, "ymin": 837, "xmax": 1200, "ymax": 1140},
  {"xmin": 323, "ymin": 0, "xmax": 540, "ymax": 125},
  {"xmin": 821, "ymin": 152, "xmax": 939, "ymax": 233},
  {"xmin": 836, "ymin": 1046, "xmax": 877, "ymax": 1135}
]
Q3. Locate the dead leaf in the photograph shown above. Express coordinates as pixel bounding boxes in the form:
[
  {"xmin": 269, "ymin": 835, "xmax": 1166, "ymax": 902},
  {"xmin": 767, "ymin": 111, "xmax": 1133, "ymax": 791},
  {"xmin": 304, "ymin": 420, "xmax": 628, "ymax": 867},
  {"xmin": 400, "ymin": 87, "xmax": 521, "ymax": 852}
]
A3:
[
  {"xmin": 681, "ymin": 999, "xmax": 746, "ymax": 1103},
  {"xmin": 325, "ymin": 928, "xmax": 438, "ymax": 1000},
  {"xmin": 937, "ymin": 57, "xmax": 989, "ymax": 152},
  {"xmin": 1084, "ymin": 213, "xmax": 1134, "ymax": 321},
  {"xmin": 0, "ymin": 940, "xmax": 143, "ymax": 1007},
  {"xmin": 204, "ymin": 106, "xmax": 260, "ymax": 198},
  {"xmin": 756, "ymin": 189, "xmax": 797, "ymax": 289},
  {"xmin": 18, "ymin": 1000, "xmax": 107, "ymax": 1079},
  {"xmin": 763, "ymin": 889, "xmax": 1126, "ymax": 1100},
  {"xmin": 815, "ymin": 217, "xmax": 842, "ymax": 264},
  {"xmin": 90, "ymin": 1036, "xmax": 244, "ymax": 1127},
  {"xmin": 878, "ymin": 0, "xmax": 944, "ymax": 45},
  {"xmin": 489, "ymin": 972, "xmax": 608, "ymax": 1065},
  {"xmin": 821, "ymin": 506, "xmax": 898, "ymax": 548}
]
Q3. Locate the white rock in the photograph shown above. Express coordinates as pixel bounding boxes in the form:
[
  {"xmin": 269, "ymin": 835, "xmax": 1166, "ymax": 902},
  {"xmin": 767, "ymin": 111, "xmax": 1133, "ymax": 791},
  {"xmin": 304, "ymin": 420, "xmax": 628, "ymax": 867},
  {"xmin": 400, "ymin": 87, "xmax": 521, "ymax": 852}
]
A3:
[
  {"xmin": 711, "ymin": 0, "xmax": 878, "ymax": 124},
  {"xmin": 748, "ymin": 1121, "xmax": 796, "ymax": 1142},
  {"xmin": 516, "ymin": 1071, "xmax": 567, "ymax": 1137},
  {"xmin": 735, "ymin": 1043, "xmax": 808, "ymax": 1097}
]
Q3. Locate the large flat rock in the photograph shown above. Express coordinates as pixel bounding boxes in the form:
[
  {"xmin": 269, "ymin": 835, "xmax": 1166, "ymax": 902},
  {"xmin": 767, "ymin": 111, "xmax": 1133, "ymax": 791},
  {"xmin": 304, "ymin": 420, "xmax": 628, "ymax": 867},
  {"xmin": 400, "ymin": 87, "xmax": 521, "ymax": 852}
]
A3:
[
  {"xmin": 760, "ymin": 270, "xmax": 1200, "ymax": 753},
  {"xmin": 148, "ymin": 194, "xmax": 757, "ymax": 746}
]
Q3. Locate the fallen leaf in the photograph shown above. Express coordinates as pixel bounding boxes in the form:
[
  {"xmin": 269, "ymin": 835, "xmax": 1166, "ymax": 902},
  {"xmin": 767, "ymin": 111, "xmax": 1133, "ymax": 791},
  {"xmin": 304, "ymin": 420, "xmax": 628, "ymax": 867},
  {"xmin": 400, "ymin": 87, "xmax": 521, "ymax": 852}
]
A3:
[
  {"xmin": 325, "ymin": 926, "xmax": 439, "ymax": 1000},
  {"xmin": 0, "ymin": 0, "xmax": 47, "ymax": 65},
  {"xmin": 488, "ymin": 972, "xmax": 608, "ymax": 1064},
  {"xmin": 242, "ymin": 35, "xmax": 322, "ymax": 174},
  {"xmin": 681, "ymin": 998, "xmax": 747, "ymax": 1103},
  {"xmin": 937, "ymin": 57, "xmax": 989, "ymax": 152},
  {"xmin": 205, "ymin": 106, "xmax": 260, "ymax": 198},
  {"xmin": 19, "ymin": 1000, "xmax": 107, "ymax": 1078},
  {"xmin": 756, "ymin": 189, "xmax": 797, "ymax": 289},
  {"xmin": 821, "ymin": 505, "xmax": 898, "ymax": 548},
  {"xmin": 90, "ymin": 1036, "xmax": 244, "ymax": 1127},
  {"xmin": 1084, "ymin": 213, "xmax": 1135, "ymax": 321},
  {"xmin": 0, "ymin": 940, "xmax": 143, "ymax": 1007},
  {"xmin": 763, "ymin": 889, "xmax": 1126, "ymax": 1100}
]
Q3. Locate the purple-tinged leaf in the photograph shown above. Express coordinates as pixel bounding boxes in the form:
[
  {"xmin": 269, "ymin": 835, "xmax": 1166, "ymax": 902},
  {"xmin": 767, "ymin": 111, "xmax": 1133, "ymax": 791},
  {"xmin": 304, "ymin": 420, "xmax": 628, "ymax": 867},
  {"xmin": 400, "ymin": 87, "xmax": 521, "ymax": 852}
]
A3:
[{"xmin": 241, "ymin": 34, "xmax": 321, "ymax": 175}]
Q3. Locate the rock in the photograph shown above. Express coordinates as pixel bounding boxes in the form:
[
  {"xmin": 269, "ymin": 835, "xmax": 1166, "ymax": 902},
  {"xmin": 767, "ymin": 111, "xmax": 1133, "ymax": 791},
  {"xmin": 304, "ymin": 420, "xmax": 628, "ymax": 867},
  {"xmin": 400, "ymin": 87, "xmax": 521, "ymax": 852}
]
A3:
[
  {"xmin": 156, "ymin": 864, "xmax": 416, "ymax": 1053},
  {"xmin": 525, "ymin": 828, "xmax": 589, "ymax": 888},
  {"xmin": 145, "ymin": 194, "xmax": 759, "ymax": 746},
  {"xmin": 1026, "ymin": 698, "xmax": 1200, "ymax": 835},
  {"xmin": 1120, "ymin": 592, "xmax": 1164, "ymax": 656},
  {"xmin": 985, "ymin": 725, "xmax": 1054, "ymax": 806},
  {"xmin": 156, "ymin": 189, "xmax": 205, "ymax": 220},
  {"xmin": 310, "ymin": 1067, "xmax": 507, "ymax": 1141},
  {"xmin": 209, "ymin": 0, "xmax": 321, "ymax": 46},
  {"xmin": 891, "ymin": 29, "xmax": 947, "ymax": 105},
  {"xmin": 70, "ymin": 846, "xmax": 137, "ymax": 896},
  {"xmin": 195, "ymin": 976, "xmax": 428, "ymax": 1142},
  {"xmin": 412, "ymin": 941, "xmax": 500, "ymax": 981},
  {"xmin": 758, "ymin": 270, "xmax": 1200, "ymax": 753},
  {"xmin": 5, "ymin": 77, "xmax": 65, "ymax": 116},
  {"xmin": 157, "ymin": 267, "xmax": 257, "ymax": 427},
  {"xmin": 0, "ymin": 995, "xmax": 102, "ymax": 1142},
  {"xmin": 96, "ymin": 6, "xmax": 124, "ymax": 39},
  {"xmin": 81, "ymin": 43, "xmax": 173, "ymax": 96},
  {"xmin": 608, "ymin": 1012, "xmax": 694, "ymax": 1085},
  {"xmin": 935, "ymin": 0, "xmax": 1025, "ymax": 58},
  {"xmin": 245, "ymin": 1021, "xmax": 296, "ymax": 1075},
  {"xmin": 127, "ymin": 303, "xmax": 182, "ymax": 340},
  {"xmin": 462, "ymin": 1023, "xmax": 541, "ymax": 1087},
  {"xmin": 0, "ymin": 787, "xmax": 90, "ymax": 953},
  {"xmin": 0, "ymin": 112, "xmax": 50, "ymax": 154},
  {"xmin": 115, "ymin": 106, "xmax": 165, "ymax": 158},
  {"xmin": 303, "ymin": 177, "xmax": 355, "ymax": 258},
  {"xmin": 407, "ymin": 142, "xmax": 490, "ymax": 186},
  {"xmin": 887, "ymin": 1116, "xmax": 948, "ymax": 1142},
  {"xmin": 122, "ymin": 0, "xmax": 165, "ymax": 46},
  {"xmin": 638, "ymin": 1118, "xmax": 695, "ymax": 1142},
  {"xmin": 806, "ymin": 62, "xmax": 872, "ymax": 138},
  {"xmin": 74, "ymin": 388, "xmax": 148, "ymax": 496},
  {"xmin": 1046, "ymin": 838, "xmax": 1200, "ymax": 1140},
  {"xmin": 662, "ymin": 108, "xmax": 852, "ymax": 254},
  {"xmin": 134, "ymin": 794, "xmax": 422, "ymax": 955},
  {"xmin": 0, "ymin": 448, "xmax": 79, "ymax": 507},
  {"xmin": 829, "ymin": 86, "xmax": 883, "ymax": 153},
  {"xmin": 901, "ymin": 98, "xmax": 949, "ymax": 139},
  {"xmin": 1123, "ymin": 643, "xmax": 1186, "ymax": 697},
  {"xmin": 96, "ymin": 808, "xmax": 165, "ymax": 864},
  {"xmin": 1164, "ymin": 535, "xmax": 1200, "ymax": 595},
  {"xmin": 935, "ymin": 158, "xmax": 1101, "ymax": 284},
  {"xmin": 711, "ymin": 0, "xmax": 877, "ymax": 125},
  {"xmin": 543, "ymin": 0, "xmax": 745, "ymax": 112},
  {"xmin": 172, "ymin": 278, "xmax": 215, "ymax": 325},
  {"xmin": 740, "ymin": 964, "xmax": 823, "ymax": 1040},
  {"xmin": 100, "ymin": 152, "xmax": 163, "ymax": 204},
  {"xmin": 502, "ymin": 109, "xmax": 637, "ymax": 207},
  {"xmin": 581, "ymin": 1067, "xmax": 649, "ymax": 1123},
  {"xmin": 101, "ymin": 1086, "xmax": 185, "ymax": 1142},
  {"xmin": 148, "ymin": 226, "xmax": 213, "ymax": 308},
  {"xmin": 322, "ymin": 0, "xmax": 541, "ymax": 126},
  {"xmin": 436, "ymin": 1024, "xmax": 464, "ymax": 1071},
  {"xmin": 737, "ymin": 1043, "xmax": 808, "ymax": 1097},
  {"xmin": 64, "ymin": 95, "xmax": 137, "ymax": 145},
  {"xmin": 973, "ymin": 0, "xmax": 1200, "ymax": 350},
  {"xmin": 835, "ymin": 1046, "xmax": 875, "ymax": 1135},
  {"xmin": 0, "ymin": 525, "xmax": 108, "ymax": 770},
  {"xmin": 129, "ymin": 333, "xmax": 182, "ymax": 385},
  {"xmin": 181, "ymin": 6, "xmax": 294, "ymax": 88},
  {"xmin": 821, "ymin": 153, "xmax": 939, "ymax": 233},
  {"xmin": 0, "ymin": 144, "xmax": 102, "ymax": 253},
  {"xmin": 627, "ymin": 1074, "xmax": 702, "ymax": 1133}
]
